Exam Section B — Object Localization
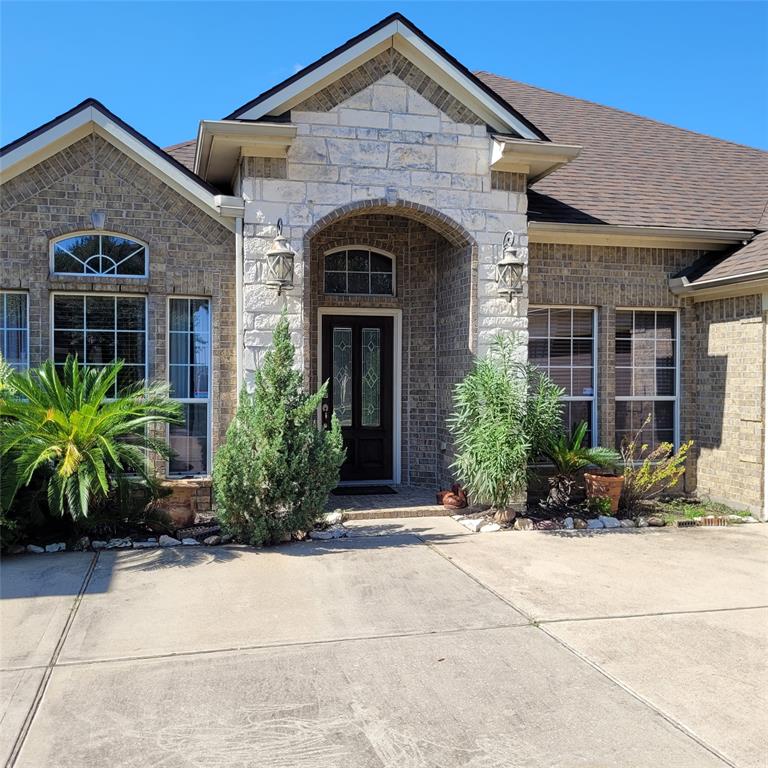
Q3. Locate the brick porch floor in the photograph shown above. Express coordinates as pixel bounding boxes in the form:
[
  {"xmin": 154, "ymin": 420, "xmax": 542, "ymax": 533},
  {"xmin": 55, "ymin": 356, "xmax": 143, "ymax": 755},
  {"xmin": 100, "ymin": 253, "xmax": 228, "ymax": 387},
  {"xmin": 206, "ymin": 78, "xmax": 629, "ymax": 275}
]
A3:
[{"xmin": 327, "ymin": 485, "xmax": 451, "ymax": 520}]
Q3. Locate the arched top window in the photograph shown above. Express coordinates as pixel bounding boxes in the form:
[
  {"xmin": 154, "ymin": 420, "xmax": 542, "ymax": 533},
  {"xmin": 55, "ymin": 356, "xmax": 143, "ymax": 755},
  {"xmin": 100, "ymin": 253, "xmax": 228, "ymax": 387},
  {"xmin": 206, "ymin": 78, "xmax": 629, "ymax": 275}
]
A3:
[
  {"xmin": 324, "ymin": 247, "xmax": 394, "ymax": 296},
  {"xmin": 51, "ymin": 233, "xmax": 147, "ymax": 277}
]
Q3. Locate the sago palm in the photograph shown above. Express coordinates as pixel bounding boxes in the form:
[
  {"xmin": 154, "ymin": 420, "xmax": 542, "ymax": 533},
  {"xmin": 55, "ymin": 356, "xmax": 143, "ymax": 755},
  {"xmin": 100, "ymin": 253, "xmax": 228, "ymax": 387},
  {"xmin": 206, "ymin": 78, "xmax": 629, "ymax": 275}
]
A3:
[
  {"xmin": 541, "ymin": 420, "xmax": 620, "ymax": 510},
  {"xmin": 0, "ymin": 355, "xmax": 182, "ymax": 520}
]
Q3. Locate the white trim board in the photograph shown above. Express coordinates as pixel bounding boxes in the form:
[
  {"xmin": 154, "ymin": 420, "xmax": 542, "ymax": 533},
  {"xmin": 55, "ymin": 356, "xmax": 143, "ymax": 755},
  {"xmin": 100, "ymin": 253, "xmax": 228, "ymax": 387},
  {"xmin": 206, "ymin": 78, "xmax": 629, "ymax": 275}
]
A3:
[
  {"xmin": 317, "ymin": 307, "xmax": 403, "ymax": 485},
  {"xmin": 231, "ymin": 17, "xmax": 541, "ymax": 138},
  {"xmin": 1, "ymin": 104, "xmax": 239, "ymax": 231}
]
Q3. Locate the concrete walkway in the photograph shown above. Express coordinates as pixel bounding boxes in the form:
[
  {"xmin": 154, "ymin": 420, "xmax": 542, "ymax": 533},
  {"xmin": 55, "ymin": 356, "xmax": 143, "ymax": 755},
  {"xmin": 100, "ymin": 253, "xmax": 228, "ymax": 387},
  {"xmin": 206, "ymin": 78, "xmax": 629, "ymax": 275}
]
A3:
[{"xmin": 1, "ymin": 520, "xmax": 766, "ymax": 767}]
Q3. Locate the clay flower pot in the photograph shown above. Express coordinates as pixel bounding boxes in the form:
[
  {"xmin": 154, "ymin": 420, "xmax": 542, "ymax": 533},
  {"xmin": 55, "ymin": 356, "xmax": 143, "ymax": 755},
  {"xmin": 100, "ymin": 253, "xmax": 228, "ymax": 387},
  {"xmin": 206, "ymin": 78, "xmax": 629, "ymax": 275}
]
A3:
[
  {"xmin": 442, "ymin": 484, "xmax": 468, "ymax": 510},
  {"xmin": 584, "ymin": 473, "xmax": 625, "ymax": 514}
]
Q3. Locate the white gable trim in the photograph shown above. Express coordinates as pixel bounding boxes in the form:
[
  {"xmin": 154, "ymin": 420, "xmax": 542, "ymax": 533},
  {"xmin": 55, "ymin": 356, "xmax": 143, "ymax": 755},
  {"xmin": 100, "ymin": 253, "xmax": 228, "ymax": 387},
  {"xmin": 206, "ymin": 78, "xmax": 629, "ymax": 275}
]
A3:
[
  {"xmin": 233, "ymin": 18, "xmax": 541, "ymax": 139},
  {"xmin": 1, "ymin": 105, "xmax": 242, "ymax": 230}
]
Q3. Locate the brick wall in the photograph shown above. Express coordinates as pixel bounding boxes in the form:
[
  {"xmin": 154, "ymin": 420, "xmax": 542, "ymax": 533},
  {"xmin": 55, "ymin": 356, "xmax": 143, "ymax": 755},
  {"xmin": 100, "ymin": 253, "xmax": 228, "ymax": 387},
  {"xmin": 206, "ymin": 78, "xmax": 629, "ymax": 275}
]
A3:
[
  {"xmin": 529, "ymin": 242, "xmax": 703, "ymax": 492},
  {"xmin": 695, "ymin": 294, "xmax": 765, "ymax": 514},
  {"xmin": 0, "ymin": 135, "xmax": 236, "ymax": 481},
  {"xmin": 306, "ymin": 212, "xmax": 471, "ymax": 487}
]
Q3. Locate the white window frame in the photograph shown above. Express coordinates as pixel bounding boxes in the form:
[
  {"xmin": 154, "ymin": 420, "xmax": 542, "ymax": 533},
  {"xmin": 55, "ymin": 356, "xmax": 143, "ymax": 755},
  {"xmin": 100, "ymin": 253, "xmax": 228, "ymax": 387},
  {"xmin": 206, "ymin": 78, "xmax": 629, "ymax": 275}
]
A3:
[
  {"xmin": 0, "ymin": 290, "xmax": 30, "ymax": 371},
  {"xmin": 323, "ymin": 245, "xmax": 396, "ymax": 297},
  {"xmin": 166, "ymin": 296, "xmax": 212, "ymax": 477},
  {"xmin": 49, "ymin": 292, "xmax": 148, "ymax": 390},
  {"xmin": 50, "ymin": 231, "xmax": 149, "ymax": 279},
  {"xmin": 528, "ymin": 305, "xmax": 599, "ymax": 446},
  {"xmin": 614, "ymin": 307, "xmax": 680, "ymax": 450}
]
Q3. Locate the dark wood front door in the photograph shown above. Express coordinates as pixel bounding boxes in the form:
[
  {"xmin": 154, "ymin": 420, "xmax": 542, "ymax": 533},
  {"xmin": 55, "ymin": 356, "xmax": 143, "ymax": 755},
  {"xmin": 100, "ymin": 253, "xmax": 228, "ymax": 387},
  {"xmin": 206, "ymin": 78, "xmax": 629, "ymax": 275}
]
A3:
[{"xmin": 321, "ymin": 315, "xmax": 394, "ymax": 482}]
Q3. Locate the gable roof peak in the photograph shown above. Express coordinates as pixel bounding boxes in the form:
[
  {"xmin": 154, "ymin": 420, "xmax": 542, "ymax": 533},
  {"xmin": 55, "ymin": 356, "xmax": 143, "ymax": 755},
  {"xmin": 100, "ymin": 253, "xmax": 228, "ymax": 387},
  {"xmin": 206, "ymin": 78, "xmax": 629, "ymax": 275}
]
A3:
[{"xmin": 225, "ymin": 13, "xmax": 548, "ymax": 140}]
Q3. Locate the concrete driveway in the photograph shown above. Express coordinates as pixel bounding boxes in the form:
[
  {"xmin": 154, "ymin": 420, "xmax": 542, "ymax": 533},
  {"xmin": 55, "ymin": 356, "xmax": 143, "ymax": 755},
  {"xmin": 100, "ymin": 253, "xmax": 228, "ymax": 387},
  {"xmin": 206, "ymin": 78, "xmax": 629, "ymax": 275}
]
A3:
[{"xmin": 1, "ymin": 521, "xmax": 766, "ymax": 768}]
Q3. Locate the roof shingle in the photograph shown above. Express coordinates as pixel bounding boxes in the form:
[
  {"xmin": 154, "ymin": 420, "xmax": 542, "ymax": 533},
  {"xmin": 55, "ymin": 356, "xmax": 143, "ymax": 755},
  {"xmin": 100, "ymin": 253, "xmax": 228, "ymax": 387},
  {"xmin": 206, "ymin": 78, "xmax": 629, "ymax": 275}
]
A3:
[
  {"xmin": 477, "ymin": 72, "xmax": 768, "ymax": 231},
  {"xmin": 164, "ymin": 139, "xmax": 196, "ymax": 171}
]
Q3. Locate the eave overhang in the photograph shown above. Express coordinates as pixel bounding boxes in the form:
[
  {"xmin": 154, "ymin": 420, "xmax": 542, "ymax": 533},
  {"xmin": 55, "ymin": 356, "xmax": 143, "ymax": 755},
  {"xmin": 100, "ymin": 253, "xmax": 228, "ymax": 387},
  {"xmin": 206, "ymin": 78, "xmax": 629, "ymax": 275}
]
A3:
[
  {"xmin": 195, "ymin": 120, "xmax": 298, "ymax": 187},
  {"xmin": 669, "ymin": 269, "xmax": 768, "ymax": 300},
  {"xmin": 490, "ymin": 137, "xmax": 581, "ymax": 182},
  {"xmin": 225, "ymin": 13, "xmax": 547, "ymax": 139},
  {"xmin": 0, "ymin": 99, "xmax": 241, "ymax": 230},
  {"xmin": 528, "ymin": 222, "xmax": 754, "ymax": 251}
]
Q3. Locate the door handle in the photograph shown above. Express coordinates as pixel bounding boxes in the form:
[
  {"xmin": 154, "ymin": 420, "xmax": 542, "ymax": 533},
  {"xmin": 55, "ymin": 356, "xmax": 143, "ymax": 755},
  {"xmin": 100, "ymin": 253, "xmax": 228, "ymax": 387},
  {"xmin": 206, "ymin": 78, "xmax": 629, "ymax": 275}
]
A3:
[{"xmin": 322, "ymin": 402, "xmax": 330, "ymax": 429}]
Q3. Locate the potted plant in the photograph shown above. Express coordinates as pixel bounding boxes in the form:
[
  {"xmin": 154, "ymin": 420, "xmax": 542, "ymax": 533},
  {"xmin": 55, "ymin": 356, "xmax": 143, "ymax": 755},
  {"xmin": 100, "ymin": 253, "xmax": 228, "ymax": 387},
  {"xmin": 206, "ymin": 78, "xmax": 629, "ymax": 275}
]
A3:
[{"xmin": 542, "ymin": 421, "xmax": 620, "ymax": 512}]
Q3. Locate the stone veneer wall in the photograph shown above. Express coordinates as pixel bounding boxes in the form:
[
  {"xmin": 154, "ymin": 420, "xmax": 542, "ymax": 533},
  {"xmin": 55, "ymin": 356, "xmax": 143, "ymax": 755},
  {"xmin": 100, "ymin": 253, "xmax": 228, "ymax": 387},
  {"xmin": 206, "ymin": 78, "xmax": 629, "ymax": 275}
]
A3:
[
  {"xmin": 695, "ymin": 294, "xmax": 765, "ymax": 514},
  {"xmin": 528, "ymin": 242, "xmax": 702, "ymax": 492},
  {"xmin": 239, "ymin": 68, "xmax": 529, "ymax": 382},
  {"xmin": 0, "ymin": 135, "xmax": 236, "ymax": 479}
]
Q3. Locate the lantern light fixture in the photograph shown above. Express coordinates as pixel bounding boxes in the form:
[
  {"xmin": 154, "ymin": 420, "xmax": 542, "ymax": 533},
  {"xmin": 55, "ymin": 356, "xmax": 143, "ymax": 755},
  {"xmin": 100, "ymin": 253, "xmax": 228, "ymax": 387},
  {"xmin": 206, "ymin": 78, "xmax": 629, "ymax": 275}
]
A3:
[
  {"xmin": 264, "ymin": 219, "xmax": 295, "ymax": 295},
  {"xmin": 496, "ymin": 229, "xmax": 525, "ymax": 301}
]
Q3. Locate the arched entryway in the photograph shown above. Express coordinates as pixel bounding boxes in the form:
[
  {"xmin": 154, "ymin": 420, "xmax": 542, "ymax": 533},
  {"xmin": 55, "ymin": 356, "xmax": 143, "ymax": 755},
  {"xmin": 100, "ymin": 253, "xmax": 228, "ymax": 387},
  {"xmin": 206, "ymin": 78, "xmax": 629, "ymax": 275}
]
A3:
[{"xmin": 303, "ymin": 200, "xmax": 476, "ymax": 488}]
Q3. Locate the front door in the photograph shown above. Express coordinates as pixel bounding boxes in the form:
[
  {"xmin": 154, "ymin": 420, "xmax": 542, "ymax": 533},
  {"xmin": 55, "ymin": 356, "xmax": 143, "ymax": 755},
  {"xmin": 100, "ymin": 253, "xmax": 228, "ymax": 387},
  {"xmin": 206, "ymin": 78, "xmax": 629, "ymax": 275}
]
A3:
[{"xmin": 321, "ymin": 315, "xmax": 394, "ymax": 482}]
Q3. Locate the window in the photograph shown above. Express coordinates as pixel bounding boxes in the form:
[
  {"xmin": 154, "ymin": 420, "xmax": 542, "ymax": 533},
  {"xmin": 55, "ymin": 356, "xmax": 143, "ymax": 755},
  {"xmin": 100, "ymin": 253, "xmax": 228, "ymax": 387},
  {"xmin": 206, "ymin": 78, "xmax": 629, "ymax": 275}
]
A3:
[
  {"xmin": 324, "ymin": 248, "xmax": 394, "ymax": 295},
  {"xmin": 52, "ymin": 233, "xmax": 147, "ymax": 277},
  {"xmin": 168, "ymin": 298, "xmax": 211, "ymax": 475},
  {"xmin": 615, "ymin": 310, "xmax": 678, "ymax": 450},
  {"xmin": 52, "ymin": 294, "xmax": 146, "ymax": 395},
  {"xmin": 528, "ymin": 307, "xmax": 596, "ymax": 445},
  {"xmin": 1, "ymin": 291, "xmax": 28, "ymax": 371}
]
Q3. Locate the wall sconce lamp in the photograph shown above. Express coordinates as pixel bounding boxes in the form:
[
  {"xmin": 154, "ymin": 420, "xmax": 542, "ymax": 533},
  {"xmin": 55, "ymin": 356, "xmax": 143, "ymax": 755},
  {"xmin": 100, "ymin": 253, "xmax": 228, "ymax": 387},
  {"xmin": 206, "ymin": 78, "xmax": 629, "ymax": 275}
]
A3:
[
  {"xmin": 496, "ymin": 230, "xmax": 525, "ymax": 301},
  {"xmin": 264, "ymin": 219, "xmax": 295, "ymax": 295}
]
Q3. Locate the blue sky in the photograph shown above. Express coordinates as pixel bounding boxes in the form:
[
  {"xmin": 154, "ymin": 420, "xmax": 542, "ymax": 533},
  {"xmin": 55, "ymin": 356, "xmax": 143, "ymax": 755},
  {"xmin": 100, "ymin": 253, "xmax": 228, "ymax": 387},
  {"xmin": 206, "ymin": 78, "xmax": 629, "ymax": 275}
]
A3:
[{"xmin": 2, "ymin": 2, "xmax": 766, "ymax": 150}]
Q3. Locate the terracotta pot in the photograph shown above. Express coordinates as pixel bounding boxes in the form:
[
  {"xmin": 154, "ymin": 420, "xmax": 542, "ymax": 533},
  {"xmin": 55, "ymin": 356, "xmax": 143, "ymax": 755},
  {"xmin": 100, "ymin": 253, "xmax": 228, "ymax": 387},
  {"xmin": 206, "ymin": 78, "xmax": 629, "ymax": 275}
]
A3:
[
  {"xmin": 442, "ymin": 485, "xmax": 468, "ymax": 509},
  {"xmin": 584, "ymin": 473, "xmax": 625, "ymax": 515}
]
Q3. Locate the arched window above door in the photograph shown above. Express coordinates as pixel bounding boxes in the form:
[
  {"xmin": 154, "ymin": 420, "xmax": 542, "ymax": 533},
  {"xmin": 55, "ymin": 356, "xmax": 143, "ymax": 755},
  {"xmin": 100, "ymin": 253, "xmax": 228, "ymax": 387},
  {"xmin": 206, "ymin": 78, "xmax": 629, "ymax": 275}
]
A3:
[
  {"xmin": 51, "ymin": 233, "xmax": 147, "ymax": 277},
  {"xmin": 324, "ymin": 247, "xmax": 394, "ymax": 296}
]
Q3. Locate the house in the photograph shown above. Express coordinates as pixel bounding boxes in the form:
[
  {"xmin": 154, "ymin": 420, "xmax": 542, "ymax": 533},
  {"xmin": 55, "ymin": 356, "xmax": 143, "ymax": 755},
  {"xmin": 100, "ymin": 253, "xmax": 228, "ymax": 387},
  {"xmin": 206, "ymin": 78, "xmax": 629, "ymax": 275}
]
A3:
[{"xmin": 2, "ymin": 13, "xmax": 766, "ymax": 520}]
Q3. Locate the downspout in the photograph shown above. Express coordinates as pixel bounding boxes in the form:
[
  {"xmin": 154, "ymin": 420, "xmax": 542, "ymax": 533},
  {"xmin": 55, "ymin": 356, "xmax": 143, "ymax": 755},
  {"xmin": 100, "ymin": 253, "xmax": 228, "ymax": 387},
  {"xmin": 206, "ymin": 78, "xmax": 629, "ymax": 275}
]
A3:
[{"xmin": 235, "ymin": 216, "xmax": 244, "ymax": 396}]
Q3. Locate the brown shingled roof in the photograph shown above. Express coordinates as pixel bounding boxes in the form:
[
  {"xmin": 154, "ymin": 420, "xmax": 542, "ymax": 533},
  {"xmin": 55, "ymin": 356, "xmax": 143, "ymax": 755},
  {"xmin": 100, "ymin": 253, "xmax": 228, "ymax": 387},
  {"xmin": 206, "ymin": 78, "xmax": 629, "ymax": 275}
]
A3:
[
  {"xmin": 164, "ymin": 139, "xmax": 196, "ymax": 171},
  {"xmin": 477, "ymin": 72, "xmax": 768, "ymax": 231},
  {"xmin": 678, "ymin": 230, "xmax": 768, "ymax": 287}
]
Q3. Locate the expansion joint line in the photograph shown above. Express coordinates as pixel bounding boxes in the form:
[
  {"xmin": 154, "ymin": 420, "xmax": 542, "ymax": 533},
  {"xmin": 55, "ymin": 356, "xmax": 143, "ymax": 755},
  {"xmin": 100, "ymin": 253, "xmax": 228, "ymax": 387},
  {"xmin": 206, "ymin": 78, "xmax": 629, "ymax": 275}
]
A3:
[{"xmin": 6, "ymin": 552, "xmax": 100, "ymax": 768}]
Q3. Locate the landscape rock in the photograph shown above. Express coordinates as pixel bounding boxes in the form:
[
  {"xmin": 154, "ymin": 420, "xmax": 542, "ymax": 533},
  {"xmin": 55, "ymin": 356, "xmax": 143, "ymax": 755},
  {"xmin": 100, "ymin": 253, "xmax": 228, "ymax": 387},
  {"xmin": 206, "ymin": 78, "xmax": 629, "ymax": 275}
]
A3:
[
  {"xmin": 586, "ymin": 519, "xmax": 604, "ymax": 529},
  {"xmin": 72, "ymin": 536, "xmax": 90, "ymax": 551},
  {"xmin": 91, "ymin": 540, "xmax": 107, "ymax": 550},
  {"xmin": 536, "ymin": 520, "xmax": 559, "ymax": 530},
  {"xmin": 727, "ymin": 515, "xmax": 745, "ymax": 524},
  {"xmin": 45, "ymin": 542, "xmax": 66, "ymax": 553},
  {"xmin": 203, "ymin": 535, "xmax": 222, "ymax": 546},
  {"xmin": 573, "ymin": 518, "xmax": 588, "ymax": 529},
  {"xmin": 132, "ymin": 541, "xmax": 159, "ymax": 549},
  {"xmin": 563, "ymin": 517, "xmax": 574, "ymax": 530},
  {"xmin": 323, "ymin": 511, "xmax": 344, "ymax": 526},
  {"xmin": 451, "ymin": 514, "xmax": 465, "ymax": 521},
  {"xmin": 221, "ymin": 534, "xmax": 234, "ymax": 544},
  {"xmin": 106, "ymin": 538, "xmax": 132, "ymax": 550},
  {"xmin": 513, "ymin": 518, "xmax": 534, "ymax": 531},
  {"xmin": 310, "ymin": 525, "xmax": 347, "ymax": 540},
  {"xmin": 181, "ymin": 537, "xmax": 200, "ymax": 546},
  {"xmin": 620, "ymin": 519, "xmax": 636, "ymax": 528},
  {"xmin": 293, "ymin": 530, "xmax": 307, "ymax": 541},
  {"xmin": 460, "ymin": 518, "xmax": 484, "ymax": 533},
  {"xmin": 742, "ymin": 517, "xmax": 758, "ymax": 523},
  {"xmin": 647, "ymin": 516, "xmax": 665, "ymax": 527},
  {"xmin": 636, "ymin": 517, "xmax": 649, "ymax": 528},
  {"xmin": 26, "ymin": 545, "xmax": 44, "ymax": 554},
  {"xmin": 159, "ymin": 535, "xmax": 181, "ymax": 547},
  {"xmin": 480, "ymin": 523, "xmax": 501, "ymax": 533},
  {"xmin": 7, "ymin": 544, "xmax": 26, "ymax": 555},
  {"xmin": 599, "ymin": 516, "xmax": 621, "ymax": 529}
]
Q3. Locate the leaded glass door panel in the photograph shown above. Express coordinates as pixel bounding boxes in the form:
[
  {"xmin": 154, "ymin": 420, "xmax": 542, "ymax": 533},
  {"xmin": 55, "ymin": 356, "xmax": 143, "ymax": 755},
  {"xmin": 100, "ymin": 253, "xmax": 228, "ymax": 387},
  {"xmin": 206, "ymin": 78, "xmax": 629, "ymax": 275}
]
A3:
[{"xmin": 321, "ymin": 315, "xmax": 393, "ymax": 481}]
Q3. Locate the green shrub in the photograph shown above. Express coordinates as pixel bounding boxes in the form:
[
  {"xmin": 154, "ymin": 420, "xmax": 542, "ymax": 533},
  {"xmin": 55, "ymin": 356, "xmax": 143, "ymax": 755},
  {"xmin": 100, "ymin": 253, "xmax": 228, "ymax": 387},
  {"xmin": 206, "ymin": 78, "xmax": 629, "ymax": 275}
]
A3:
[
  {"xmin": 619, "ymin": 416, "xmax": 693, "ymax": 513},
  {"xmin": 213, "ymin": 314, "xmax": 344, "ymax": 546},
  {"xmin": 448, "ymin": 335, "xmax": 564, "ymax": 511},
  {"xmin": 0, "ymin": 356, "xmax": 181, "ymax": 521},
  {"xmin": 587, "ymin": 495, "xmax": 613, "ymax": 517},
  {"xmin": 540, "ymin": 421, "xmax": 620, "ymax": 510}
]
